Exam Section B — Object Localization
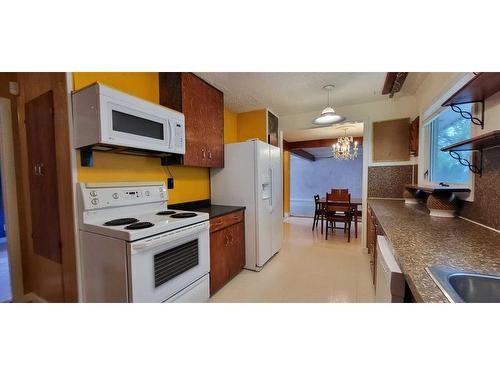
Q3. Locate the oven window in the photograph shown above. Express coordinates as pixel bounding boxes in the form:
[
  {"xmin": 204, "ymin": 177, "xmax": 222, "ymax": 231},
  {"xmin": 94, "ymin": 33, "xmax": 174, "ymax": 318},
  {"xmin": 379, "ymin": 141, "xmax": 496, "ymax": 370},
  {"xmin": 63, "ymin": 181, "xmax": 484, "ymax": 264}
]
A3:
[
  {"xmin": 112, "ymin": 110, "xmax": 164, "ymax": 140},
  {"xmin": 154, "ymin": 239, "xmax": 199, "ymax": 288}
]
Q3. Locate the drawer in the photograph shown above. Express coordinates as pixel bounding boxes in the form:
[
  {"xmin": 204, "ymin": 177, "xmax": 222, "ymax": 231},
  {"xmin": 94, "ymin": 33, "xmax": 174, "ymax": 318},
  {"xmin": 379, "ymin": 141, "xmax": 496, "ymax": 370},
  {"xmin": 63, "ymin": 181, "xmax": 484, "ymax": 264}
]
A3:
[{"xmin": 209, "ymin": 210, "xmax": 244, "ymax": 233}]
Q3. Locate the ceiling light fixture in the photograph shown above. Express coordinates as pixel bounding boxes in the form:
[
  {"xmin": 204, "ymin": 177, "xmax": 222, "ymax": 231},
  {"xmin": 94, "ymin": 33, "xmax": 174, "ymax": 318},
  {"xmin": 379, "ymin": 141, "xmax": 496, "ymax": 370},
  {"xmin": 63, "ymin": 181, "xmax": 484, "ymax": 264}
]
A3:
[
  {"xmin": 332, "ymin": 128, "xmax": 359, "ymax": 160},
  {"xmin": 312, "ymin": 85, "xmax": 346, "ymax": 126}
]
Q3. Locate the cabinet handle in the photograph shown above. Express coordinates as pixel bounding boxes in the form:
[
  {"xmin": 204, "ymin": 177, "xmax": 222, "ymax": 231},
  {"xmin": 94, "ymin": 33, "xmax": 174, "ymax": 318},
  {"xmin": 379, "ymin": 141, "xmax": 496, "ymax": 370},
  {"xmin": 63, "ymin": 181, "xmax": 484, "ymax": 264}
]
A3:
[
  {"xmin": 34, "ymin": 164, "xmax": 44, "ymax": 176},
  {"xmin": 201, "ymin": 148, "xmax": 206, "ymax": 159},
  {"xmin": 208, "ymin": 150, "xmax": 212, "ymax": 159}
]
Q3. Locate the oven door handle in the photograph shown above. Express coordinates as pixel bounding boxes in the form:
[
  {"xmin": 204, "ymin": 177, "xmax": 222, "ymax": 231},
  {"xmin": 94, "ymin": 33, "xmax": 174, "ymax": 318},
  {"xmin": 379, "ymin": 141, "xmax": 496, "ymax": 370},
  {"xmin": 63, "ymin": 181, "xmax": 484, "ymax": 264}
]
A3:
[{"xmin": 131, "ymin": 222, "xmax": 208, "ymax": 254}]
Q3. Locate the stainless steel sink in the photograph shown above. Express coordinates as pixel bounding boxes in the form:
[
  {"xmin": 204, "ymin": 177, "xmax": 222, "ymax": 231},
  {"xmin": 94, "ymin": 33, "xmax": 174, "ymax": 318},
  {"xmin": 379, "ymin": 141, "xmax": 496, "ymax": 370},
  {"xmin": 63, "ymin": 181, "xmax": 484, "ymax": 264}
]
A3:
[{"xmin": 426, "ymin": 266, "xmax": 500, "ymax": 303}]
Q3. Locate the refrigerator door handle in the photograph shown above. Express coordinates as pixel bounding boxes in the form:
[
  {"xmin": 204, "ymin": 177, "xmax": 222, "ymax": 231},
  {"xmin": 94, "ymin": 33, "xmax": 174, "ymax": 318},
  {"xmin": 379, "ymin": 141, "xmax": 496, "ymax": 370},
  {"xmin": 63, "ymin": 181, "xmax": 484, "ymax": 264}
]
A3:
[{"xmin": 269, "ymin": 167, "xmax": 273, "ymax": 213}]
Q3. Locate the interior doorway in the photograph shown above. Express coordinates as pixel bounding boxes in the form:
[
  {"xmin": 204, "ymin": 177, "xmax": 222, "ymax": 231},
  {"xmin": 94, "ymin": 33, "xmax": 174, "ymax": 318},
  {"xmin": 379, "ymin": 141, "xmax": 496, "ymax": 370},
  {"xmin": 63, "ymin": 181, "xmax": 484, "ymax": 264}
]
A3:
[{"xmin": 284, "ymin": 123, "xmax": 364, "ymax": 218}]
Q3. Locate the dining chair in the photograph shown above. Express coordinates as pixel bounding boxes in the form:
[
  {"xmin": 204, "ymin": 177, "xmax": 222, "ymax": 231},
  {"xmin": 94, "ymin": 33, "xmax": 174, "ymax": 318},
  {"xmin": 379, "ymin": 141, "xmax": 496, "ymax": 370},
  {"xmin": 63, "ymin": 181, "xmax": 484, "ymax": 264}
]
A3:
[
  {"xmin": 324, "ymin": 192, "xmax": 353, "ymax": 242},
  {"xmin": 331, "ymin": 189, "xmax": 358, "ymax": 231},
  {"xmin": 312, "ymin": 194, "xmax": 322, "ymax": 231},
  {"xmin": 330, "ymin": 189, "xmax": 349, "ymax": 200}
]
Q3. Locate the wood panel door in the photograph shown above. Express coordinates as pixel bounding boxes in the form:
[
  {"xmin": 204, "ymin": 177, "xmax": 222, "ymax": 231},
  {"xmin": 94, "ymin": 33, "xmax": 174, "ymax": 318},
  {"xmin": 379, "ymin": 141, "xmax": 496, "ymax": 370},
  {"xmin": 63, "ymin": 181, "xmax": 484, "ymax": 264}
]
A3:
[
  {"xmin": 409, "ymin": 116, "xmax": 419, "ymax": 156},
  {"xmin": 210, "ymin": 227, "xmax": 230, "ymax": 295},
  {"xmin": 25, "ymin": 90, "xmax": 62, "ymax": 264},
  {"xmin": 206, "ymin": 86, "xmax": 224, "ymax": 167},
  {"xmin": 181, "ymin": 73, "xmax": 224, "ymax": 167},
  {"xmin": 228, "ymin": 222, "xmax": 245, "ymax": 280}
]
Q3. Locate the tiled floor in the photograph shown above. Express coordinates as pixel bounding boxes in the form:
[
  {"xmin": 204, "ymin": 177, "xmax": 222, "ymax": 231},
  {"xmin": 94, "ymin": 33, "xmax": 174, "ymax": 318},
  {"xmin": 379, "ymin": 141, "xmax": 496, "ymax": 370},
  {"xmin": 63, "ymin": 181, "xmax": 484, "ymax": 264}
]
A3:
[
  {"xmin": 210, "ymin": 216, "xmax": 375, "ymax": 303},
  {"xmin": 0, "ymin": 238, "xmax": 12, "ymax": 302}
]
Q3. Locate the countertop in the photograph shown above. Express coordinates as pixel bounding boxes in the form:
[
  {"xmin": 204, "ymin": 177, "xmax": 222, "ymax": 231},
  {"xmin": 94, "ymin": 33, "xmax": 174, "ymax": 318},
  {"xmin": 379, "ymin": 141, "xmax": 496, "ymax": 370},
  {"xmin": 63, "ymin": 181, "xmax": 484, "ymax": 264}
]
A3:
[
  {"xmin": 368, "ymin": 199, "xmax": 500, "ymax": 302},
  {"xmin": 169, "ymin": 200, "xmax": 245, "ymax": 219}
]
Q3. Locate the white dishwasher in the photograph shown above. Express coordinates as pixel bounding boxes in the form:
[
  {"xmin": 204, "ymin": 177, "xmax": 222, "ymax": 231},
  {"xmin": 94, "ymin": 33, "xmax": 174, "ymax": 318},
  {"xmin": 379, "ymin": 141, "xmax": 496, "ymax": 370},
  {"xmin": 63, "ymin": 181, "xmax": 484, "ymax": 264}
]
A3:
[{"xmin": 375, "ymin": 235, "xmax": 405, "ymax": 302}]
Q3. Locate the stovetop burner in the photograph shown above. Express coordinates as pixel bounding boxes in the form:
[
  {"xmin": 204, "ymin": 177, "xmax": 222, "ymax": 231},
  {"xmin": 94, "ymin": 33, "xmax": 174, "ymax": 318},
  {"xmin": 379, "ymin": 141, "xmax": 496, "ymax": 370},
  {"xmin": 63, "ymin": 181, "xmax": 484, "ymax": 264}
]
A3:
[
  {"xmin": 170, "ymin": 212, "xmax": 198, "ymax": 219},
  {"xmin": 125, "ymin": 222, "xmax": 155, "ymax": 230},
  {"xmin": 157, "ymin": 210, "xmax": 177, "ymax": 216},
  {"xmin": 104, "ymin": 218, "xmax": 139, "ymax": 226}
]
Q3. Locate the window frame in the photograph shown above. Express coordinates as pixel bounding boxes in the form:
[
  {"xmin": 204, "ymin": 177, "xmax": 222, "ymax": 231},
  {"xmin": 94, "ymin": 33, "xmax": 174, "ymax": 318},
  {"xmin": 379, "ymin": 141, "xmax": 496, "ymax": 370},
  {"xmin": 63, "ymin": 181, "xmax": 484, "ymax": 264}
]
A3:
[{"xmin": 422, "ymin": 104, "xmax": 476, "ymax": 192}]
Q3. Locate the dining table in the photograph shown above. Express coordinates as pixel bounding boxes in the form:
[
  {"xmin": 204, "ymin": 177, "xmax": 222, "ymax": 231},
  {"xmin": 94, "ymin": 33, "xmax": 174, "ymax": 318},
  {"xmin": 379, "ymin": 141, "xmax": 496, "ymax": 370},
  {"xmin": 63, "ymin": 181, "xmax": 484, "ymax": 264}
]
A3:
[{"xmin": 318, "ymin": 197, "xmax": 363, "ymax": 238}]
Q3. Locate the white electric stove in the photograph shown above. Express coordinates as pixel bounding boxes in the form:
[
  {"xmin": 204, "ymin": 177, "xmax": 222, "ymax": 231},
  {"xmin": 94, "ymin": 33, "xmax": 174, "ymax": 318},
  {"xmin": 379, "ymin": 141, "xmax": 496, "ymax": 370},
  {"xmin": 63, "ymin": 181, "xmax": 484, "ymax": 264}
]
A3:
[{"xmin": 78, "ymin": 181, "xmax": 210, "ymax": 303}]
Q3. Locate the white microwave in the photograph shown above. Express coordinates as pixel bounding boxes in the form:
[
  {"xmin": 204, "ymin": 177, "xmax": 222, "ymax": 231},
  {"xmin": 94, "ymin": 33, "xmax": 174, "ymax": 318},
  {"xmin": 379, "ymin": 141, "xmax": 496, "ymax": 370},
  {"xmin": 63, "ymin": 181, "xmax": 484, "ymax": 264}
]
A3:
[{"xmin": 72, "ymin": 83, "xmax": 185, "ymax": 154}]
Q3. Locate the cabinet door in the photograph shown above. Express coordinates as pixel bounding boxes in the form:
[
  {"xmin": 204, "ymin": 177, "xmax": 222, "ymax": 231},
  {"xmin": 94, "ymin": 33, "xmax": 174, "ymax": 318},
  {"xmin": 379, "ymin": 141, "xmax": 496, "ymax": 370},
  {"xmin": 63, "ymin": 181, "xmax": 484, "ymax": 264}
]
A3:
[
  {"xmin": 210, "ymin": 228, "xmax": 230, "ymax": 295},
  {"xmin": 181, "ymin": 73, "xmax": 224, "ymax": 167},
  {"xmin": 233, "ymin": 221, "xmax": 245, "ymax": 273},
  {"xmin": 25, "ymin": 90, "xmax": 62, "ymax": 264},
  {"xmin": 206, "ymin": 88, "xmax": 224, "ymax": 167},
  {"xmin": 226, "ymin": 223, "xmax": 244, "ymax": 280},
  {"xmin": 409, "ymin": 116, "xmax": 419, "ymax": 156}
]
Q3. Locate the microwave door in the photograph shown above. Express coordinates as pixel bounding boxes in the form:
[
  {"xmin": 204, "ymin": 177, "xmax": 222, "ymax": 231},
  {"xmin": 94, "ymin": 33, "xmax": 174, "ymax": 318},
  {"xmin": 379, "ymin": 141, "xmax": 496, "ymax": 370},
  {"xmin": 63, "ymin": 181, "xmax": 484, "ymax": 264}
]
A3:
[{"xmin": 103, "ymin": 101, "xmax": 169, "ymax": 152}]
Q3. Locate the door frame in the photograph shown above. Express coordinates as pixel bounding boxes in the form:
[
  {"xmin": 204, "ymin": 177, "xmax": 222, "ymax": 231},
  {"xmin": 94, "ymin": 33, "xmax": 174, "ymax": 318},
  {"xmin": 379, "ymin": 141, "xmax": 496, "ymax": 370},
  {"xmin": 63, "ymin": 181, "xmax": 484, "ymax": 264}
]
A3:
[{"xmin": 0, "ymin": 97, "xmax": 23, "ymax": 301}]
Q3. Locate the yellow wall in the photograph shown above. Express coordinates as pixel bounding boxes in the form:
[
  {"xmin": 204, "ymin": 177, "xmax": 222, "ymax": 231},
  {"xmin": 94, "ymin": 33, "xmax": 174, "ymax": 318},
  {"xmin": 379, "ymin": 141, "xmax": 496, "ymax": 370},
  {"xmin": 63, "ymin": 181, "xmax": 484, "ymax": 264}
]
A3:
[
  {"xmin": 223, "ymin": 108, "xmax": 238, "ymax": 143},
  {"xmin": 237, "ymin": 109, "xmax": 267, "ymax": 142},
  {"xmin": 73, "ymin": 72, "xmax": 160, "ymax": 103},
  {"xmin": 283, "ymin": 150, "xmax": 290, "ymax": 214},
  {"xmin": 73, "ymin": 72, "xmax": 209, "ymax": 204}
]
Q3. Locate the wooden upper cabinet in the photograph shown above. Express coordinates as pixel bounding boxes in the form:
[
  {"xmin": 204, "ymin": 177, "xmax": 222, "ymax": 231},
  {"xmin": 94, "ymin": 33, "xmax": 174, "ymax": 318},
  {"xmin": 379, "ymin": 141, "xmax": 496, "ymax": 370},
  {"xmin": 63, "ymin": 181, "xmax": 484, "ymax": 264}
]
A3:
[
  {"xmin": 409, "ymin": 116, "xmax": 419, "ymax": 156},
  {"xmin": 159, "ymin": 73, "xmax": 224, "ymax": 168}
]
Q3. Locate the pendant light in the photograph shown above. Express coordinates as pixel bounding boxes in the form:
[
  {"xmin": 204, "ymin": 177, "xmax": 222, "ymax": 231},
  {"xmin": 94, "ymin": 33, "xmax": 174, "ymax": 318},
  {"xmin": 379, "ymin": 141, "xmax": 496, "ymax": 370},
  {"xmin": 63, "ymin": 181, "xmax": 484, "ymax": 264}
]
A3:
[{"xmin": 312, "ymin": 85, "xmax": 346, "ymax": 126}]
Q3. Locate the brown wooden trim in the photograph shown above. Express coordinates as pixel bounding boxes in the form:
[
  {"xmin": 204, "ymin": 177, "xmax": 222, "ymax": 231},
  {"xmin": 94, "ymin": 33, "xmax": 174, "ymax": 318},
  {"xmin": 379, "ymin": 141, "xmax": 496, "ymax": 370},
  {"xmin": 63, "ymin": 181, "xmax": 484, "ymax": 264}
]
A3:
[
  {"xmin": 290, "ymin": 149, "xmax": 315, "ymax": 161},
  {"xmin": 382, "ymin": 72, "xmax": 408, "ymax": 97},
  {"xmin": 284, "ymin": 137, "xmax": 363, "ymax": 150},
  {"xmin": 0, "ymin": 73, "xmax": 32, "ymax": 294}
]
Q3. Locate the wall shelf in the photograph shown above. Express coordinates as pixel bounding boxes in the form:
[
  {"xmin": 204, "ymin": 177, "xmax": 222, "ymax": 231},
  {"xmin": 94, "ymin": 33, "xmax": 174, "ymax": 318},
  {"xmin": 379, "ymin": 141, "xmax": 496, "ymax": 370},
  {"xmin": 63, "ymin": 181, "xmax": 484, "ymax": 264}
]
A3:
[
  {"xmin": 405, "ymin": 184, "xmax": 471, "ymax": 194},
  {"xmin": 440, "ymin": 130, "xmax": 500, "ymax": 152},
  {"xmin": 440, "ymin": 130, "xmax": 500, "ymax": 176},
  {"xmin": 441, "ymin": 73, "xmax": 500, "ymax": 130}
]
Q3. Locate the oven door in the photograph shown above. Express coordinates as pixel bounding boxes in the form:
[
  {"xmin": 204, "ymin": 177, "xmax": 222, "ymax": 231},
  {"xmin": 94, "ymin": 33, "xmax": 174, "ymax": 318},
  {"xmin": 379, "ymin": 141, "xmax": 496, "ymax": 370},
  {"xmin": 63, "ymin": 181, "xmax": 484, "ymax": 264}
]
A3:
[
  {"xmin": 128, "ymin": 221, "xmax": 209, "ymax": 303},
  {"xmin": 100, "ymin": 96, "xmax": 174, "ymax": 152}
]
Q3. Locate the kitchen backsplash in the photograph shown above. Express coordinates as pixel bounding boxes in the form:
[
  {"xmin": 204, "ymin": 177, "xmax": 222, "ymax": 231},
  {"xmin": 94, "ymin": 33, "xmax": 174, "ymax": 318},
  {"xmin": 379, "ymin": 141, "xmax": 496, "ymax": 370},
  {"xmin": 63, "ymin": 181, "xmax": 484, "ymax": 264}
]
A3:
[
  {"xmin": 368, "ymin": 165, "xmax": 418, "ymax": 198},
  {"xmin": 459, "ymin": 147, "xmax": 500, "ymax": 230}
]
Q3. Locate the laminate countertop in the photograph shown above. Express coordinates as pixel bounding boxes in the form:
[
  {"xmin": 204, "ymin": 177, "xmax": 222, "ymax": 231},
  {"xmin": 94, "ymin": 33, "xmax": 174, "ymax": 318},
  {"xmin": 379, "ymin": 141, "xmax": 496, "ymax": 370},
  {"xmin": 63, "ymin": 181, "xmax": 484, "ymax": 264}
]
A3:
[
  {"xmin": 169, "ymin": 201, "xmax": 245, "ymax": 219},
  {"xmin": 368, "ymin": 199, "xmax": 500, "ymax": 302}
]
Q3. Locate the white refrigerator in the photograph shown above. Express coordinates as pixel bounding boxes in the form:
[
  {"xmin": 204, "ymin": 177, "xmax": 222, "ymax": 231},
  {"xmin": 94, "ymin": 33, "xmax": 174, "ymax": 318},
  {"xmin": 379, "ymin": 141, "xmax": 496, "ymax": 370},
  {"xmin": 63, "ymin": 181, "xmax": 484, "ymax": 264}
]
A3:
[{"xmin": 210, "ymin": 140, "xmax": 283, "ymax": 271}]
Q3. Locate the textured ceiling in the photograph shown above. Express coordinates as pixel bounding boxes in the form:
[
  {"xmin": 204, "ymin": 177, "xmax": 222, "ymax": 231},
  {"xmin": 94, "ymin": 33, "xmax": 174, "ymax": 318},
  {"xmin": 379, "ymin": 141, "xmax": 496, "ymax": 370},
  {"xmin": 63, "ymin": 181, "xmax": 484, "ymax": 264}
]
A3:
[{"xmin": 196, "ymin": 72, "xmax": 427, "ymax": 116}]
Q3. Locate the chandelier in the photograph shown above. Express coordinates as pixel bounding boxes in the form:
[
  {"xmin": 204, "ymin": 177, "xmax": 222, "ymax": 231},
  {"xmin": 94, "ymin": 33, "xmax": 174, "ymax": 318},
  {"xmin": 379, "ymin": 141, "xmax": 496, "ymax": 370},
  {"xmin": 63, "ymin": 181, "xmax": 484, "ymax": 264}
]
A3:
[{"xmin": 332, "ymin": 129, "xmax": 359, "ymax": 160}]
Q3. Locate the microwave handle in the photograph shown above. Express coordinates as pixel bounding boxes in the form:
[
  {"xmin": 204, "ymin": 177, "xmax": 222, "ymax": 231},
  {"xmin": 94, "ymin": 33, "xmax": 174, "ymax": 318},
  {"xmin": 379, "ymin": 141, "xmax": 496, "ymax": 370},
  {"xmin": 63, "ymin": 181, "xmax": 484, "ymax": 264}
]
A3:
[
  {"xmin": 131, "ymin": 222, "xmax": 208, "ymax": 254},
  {"xmin": 167, "ymin": 119, "xmax": 175, "ymax": 149}
]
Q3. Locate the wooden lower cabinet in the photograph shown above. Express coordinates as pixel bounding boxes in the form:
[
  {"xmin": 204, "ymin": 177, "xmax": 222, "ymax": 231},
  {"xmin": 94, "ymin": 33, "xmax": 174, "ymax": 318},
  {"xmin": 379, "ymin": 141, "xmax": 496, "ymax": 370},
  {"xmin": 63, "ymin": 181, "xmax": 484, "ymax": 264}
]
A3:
[
  {"xmin": 209, "ymin": 210, "xmax": 245, "ymax": 295},
  {"xmin": 367, "ymin": 206, "xmax": 385, "ymax": 287}
]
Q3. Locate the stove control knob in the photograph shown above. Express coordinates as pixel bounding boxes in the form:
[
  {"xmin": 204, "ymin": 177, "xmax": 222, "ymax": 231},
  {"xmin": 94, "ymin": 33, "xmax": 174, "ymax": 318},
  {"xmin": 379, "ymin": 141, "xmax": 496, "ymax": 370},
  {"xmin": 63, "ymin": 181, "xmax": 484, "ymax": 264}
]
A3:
[
  {"xmin": 90, "ymin": 190, "xmax": 97, "ymax": 197},
  {"xmin": 145, "ymin": 190, "xmax": 150, "ymax": 197},
  {"xmin": 112, "ymin": 193, "xmax": 119, "ymax": 199},
  {"xmin": 91, "ymin": 198, "xmax": 99, "ymax": 205}
]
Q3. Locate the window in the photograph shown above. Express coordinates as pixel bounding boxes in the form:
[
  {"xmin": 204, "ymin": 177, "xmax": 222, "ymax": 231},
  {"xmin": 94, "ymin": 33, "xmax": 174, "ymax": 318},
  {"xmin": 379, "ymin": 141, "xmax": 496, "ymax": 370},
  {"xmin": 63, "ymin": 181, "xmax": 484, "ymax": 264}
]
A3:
[{"xmin": 427, "ymin": 103, "xmax": 472, "ymax": 184}]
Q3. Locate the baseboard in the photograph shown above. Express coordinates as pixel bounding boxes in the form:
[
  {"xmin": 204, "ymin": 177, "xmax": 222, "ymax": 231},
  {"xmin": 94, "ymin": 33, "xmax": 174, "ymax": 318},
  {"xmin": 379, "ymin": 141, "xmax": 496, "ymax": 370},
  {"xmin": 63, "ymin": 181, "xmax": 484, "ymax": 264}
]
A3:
[{"xmin": 22, "ymin": 292, "xmax": 47, "ymax": 303}]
